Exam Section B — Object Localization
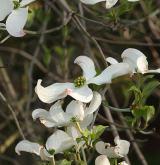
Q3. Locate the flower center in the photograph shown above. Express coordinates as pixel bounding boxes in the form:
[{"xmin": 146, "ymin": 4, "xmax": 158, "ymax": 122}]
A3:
[
  {"xmin": 13, "ymin": 1, "xmax": 20, "ymax": 9},
  {"xmin": 74, "ymin": 76, "xmax": 86, "ymax": 88},
  {"xmin": 70, "ymin": 117, "xmax": 78, "ymax": 123}
]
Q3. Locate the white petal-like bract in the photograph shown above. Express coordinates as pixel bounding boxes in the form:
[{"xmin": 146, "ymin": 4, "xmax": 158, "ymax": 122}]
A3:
[
  {"xmin": 121, "ymin": 48, "xmax": 148, "ymax": 74},
  {"xmin": 95, "ymin": 137, "xmax": 130, "ymax": 158},
  {"xmin": 95, "ymin": 141, "xmax": 107, "ymax": 155},
  {"xmin": 32, "ymin": 108, "xmax": 57, "ymax": 127},
  {"xmin": 95, "ymin": 155, "xmax": 110, "ymax": 165},
  {"xmin": 89, "ymin": 63, "xmax": 131, "ymax": 85},
  {"xmin": 67, "ymin": 126, "xmax": 81, "ymax": 140},
  {"xmin": 114, "ymin": 136, "xmax": 130, "ymax": 157},
  {"xmin": 80, "ymin": 0, "xmax": 105, "ymax": 5},
  {"xmin": 32, "ymin": 101, "xmax": 72, "ymax": 128},
  {"xmin": 46, "ymin": 130, "xmax": 74, "ymax": 154},
  {"xmin": 85, "ymin": 91, "xmax": 102, "ymax": 115},
  {"xmin": 106, "ymin": 0, "xmax": 118, "ymax": 9},
  {"xmin": 0, "ymin": 0, "xmax": 13, "ymax": 21},
  {"xmin": 15, "ymin": 140, "xmax": 41, "ymax": 156},
  {"xmin": 106, "ymin": 57, "xmax": 119, "ymax": 65},
  {"xmin": 49, "ymin": 101, "xmax": 70, "ymax": 125},
  {"xmin": 66, "ymin": 100, "xmax": 85, "ymax": 121},
  {"xmin": 35, "ymin": 79, "xmax": 73, "ymax": 103},
  {"xmin": 80, "ymin": 0, "xmax": 138, "ymax": 8},
  {"xmin": 20, "ymin": 0, "xmax": 36, "ymax": 7},
  {"xmin": 68, "ymin": 85, "xmax": 93, "ymax": 103},
  {"xmin": 15, "ymin": 131, "xmax": 75, "ymax": 160},
  {"xmin": 74, "ymin": 56, "xmax": 96, "ymax": 81},
  {"xmin": 35, "ymin": 80, "xmax": 93, "ymax": 103},
  {"xmin": 80, "ymin": 113, "xmax": 93, "ymax": 128},
  {"xmin": 146, "ymin": 68, "xmax": 160, "ymax": 74},
  {"xmin": 6, "ymin": 7, "xmax": 28, "ymax": 37}
]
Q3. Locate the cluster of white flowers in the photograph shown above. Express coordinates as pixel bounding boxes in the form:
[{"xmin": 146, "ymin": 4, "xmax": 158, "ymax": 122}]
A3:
[
  {"xmin": 80, "ymin": 0, "xmax": 139, "ymax": 9},
  {"xmin": 95, "ymin": 136, "xmax": 130, "ymax": 165},
  {"xmin": 0, "ymin": 0, "xmax": 139, "ymax": 37},
  {"xmin": 15, "ymin": 48, "xmax": 160, "ymax": 164},
  {"xmin": 15, "ymin": 54, "xmax": 130, "ymax": 163},
  {"xmin": 0, "ymin": 0, "xmax": 35, "ymax": 37},
  {"xmin": 1, "ymin": 0, "xmax": 159, "ymax": 164}
]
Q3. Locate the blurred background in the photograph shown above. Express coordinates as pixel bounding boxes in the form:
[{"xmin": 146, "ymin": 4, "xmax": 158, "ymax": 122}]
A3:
[{"xmin": 0, "ymin": 0, "xmax": 160, "ymax": 164}]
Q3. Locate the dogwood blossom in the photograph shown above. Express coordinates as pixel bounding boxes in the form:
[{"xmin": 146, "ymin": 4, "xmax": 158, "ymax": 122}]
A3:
[
  {"xmin": 106, "ymin": 48, "xmax": 160, "ymax": 74},
  {"xmin": 35, "ymin": 56, "xmax": 131, "ymax": 103},
  {"xmin": 32, "ymin": 92, "xmax": 102, "ymax": 128},
  {"xmin": 15, "ymin": 130, "xmax": 75, "ymax": 160},
  {"xmin": 0, "ymin": 0, "xmax": 35, "ymax": 37},
  {"xmin": 80, "ymin": 0, "xmax": 139, "ymax": 9},
  {"xmin": 95, "ymin": 136, "xmax": 130, "ymax": 158}
]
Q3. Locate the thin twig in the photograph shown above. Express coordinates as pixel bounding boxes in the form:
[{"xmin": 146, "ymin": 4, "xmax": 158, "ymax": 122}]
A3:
[{"xmin": 0, "ymin": 92, "xmax": 25, "ymax": 139}]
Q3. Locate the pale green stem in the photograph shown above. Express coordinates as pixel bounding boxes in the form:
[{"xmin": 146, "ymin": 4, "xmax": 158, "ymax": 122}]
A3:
[
  {"xmin": 114, "ymin": 159, "xmax": 118, "ymax": 165},
  {"xmin": 75, "ymin": 122, "xmax": 83, "ymax": 134},
  {"xmin": 81, "ymin": 147, "xmax": 87, "ymax": 165},
  {"xmin": 108, "ymin": 105, "xmax": 130, "ymax": 112},
  {"xmin": 104, "ymin": 103, "xmax": 130, "ymax": 112},
  {"xmin": 75, "ymin": 122, "xmax": 90, "ymax": 147},
  {"xmin": 51, "ymin": 156, "xmax": 55, "ymax": 165}
]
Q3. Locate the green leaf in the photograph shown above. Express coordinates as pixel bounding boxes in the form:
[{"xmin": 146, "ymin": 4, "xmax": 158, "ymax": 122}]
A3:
[
  {"xmin": 142, "ymin": 106, "xmax": 155, "ymax": 123},
  {"xmin": 142, "ymin": 80, "xmax": 160, "ymax": 103},
  {"xmin": 128, "ymin": 85, "xmax": 143, "ymax": 105},
  {"xmin": 132, "ymin": 106, "xmax": 155, "ymax": 123},
  {"xmin": 83, "ymin": 129, "xmax": 90, "ymax": 138},
  {"xmin": 106, "ymin": 0, "xmax": 135, "ymax": 20},
  {"xmin": 91, "ymin": 125, "xmax": 107, "ymax": 140},
  {"xmin": 139, "ymin": 75, "xmax": 154, "ymax": 86},
  {"xmin": 129, "ymin": 86, "xmax": 141, "ymax": 94},
  {"xmin": 132, "ymin": 107, "xmax": 143, "ymax": 119}
]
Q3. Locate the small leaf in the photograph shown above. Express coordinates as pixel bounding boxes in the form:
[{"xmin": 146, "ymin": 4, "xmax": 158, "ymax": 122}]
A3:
[
  {"xmin": 132, "ymin": 106, "xmax": 155, "ymax": 123},
  {"xmin": 83, "ymin": 129, "xmax": 90, "ymax": 138},
  {"xmin": 142, "ymin": 106, "xmax": 155, "ymax": 123},
  {"xmin": 91, "ymin": 125, "xmax": 107, "ymax": 140},
  {"xmin": 129, "ymin": 85, "xmax": 143, "ymax": 105},
  {"xmin": 129, "ymin": 86, "xmax": 141, "ymax": 95},
  {"xmin": 142, "ymin": 80, "xmax": 160, "ymax": 103}
]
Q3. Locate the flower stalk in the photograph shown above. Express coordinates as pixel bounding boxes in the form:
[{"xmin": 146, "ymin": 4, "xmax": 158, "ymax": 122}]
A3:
[{"xmin": 51, "ymin": 156, "xmax": 55, "ymax": 165}]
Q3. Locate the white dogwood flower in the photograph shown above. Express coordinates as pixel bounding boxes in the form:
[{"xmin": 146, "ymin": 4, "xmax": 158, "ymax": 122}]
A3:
[
  {"xmin": 35, "ymin": 56, "xmax": 131, "ymax": 103},
  {"xmin": 0, "ymin": 0, "xmax": 35, "ymax": 37},
  {"xmin": 15, "ymin": 130, "xmax": 75, "ymax": 160},
  {"xmin": 80, "ymin": 0, "xmax": 139, "ymax": 9},
  {"xmin": 32, "ymin": 92, "xmax": 102, "ymax": 128},
  {"xmin": 95, "ymin": 155, "xmax": 110, "ymax": 165},
  {"xmin": 106, "ymin": 48, "xmax": 160, "ymax": 74},
  {"xmin": 95, "ymin": 136, "xmax": 130, "ymax": 158}
]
